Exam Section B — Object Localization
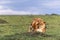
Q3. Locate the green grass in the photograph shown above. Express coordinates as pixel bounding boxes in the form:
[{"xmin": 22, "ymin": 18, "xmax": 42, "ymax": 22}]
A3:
[{"xmin": 0, "ymin": 15, "xmax": 60, "ymax": 40}]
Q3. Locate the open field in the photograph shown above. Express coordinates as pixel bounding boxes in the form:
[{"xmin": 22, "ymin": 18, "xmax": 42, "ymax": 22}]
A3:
[{"xmin": 0, "ymin": 15, "xmax": 60, "ymax": 40}]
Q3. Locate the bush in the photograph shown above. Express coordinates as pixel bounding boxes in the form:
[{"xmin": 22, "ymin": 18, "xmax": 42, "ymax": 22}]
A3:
[{"xmin": 0, "ymin": 19, "xmax": 8, "ymax": 24}]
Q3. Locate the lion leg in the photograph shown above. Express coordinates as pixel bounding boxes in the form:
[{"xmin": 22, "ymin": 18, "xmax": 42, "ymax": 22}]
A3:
[{"xmin": 28, "ymin": 26, "xmax": 33, "ymax": 32}]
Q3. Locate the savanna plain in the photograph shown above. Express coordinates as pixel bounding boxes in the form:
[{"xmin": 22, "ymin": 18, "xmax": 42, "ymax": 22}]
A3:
[{"xmin": 0, "ymin": 15, "xmax": 60, "ymax": 40}]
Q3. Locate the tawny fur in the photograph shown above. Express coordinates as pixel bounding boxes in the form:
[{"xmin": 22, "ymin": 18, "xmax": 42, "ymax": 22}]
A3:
[{"xmin": 28, "ymin": 18, "xmax": 46, "ymax": 33}]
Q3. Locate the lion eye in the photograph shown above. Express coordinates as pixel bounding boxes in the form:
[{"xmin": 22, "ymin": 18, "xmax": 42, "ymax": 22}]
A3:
[{"xmin": 37, "ymin": 23, "xmax": 39, "ymax": 25}]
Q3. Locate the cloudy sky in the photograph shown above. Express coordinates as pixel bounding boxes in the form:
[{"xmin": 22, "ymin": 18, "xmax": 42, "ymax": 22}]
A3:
[{"xmin": 0, "ymin": 0, "xmax": 60, "ymax": 15}]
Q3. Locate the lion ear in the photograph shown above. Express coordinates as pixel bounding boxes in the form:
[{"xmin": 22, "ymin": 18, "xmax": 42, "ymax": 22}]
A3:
[{"xmin": 44, "ymin": 22, "xmax": 46, "ymax": 24}]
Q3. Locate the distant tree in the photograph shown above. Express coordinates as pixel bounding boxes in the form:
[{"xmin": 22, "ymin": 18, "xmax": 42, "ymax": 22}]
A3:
[{"xmin": 51, "ymin": 13, "xmax": 58, "ymax": 15}]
